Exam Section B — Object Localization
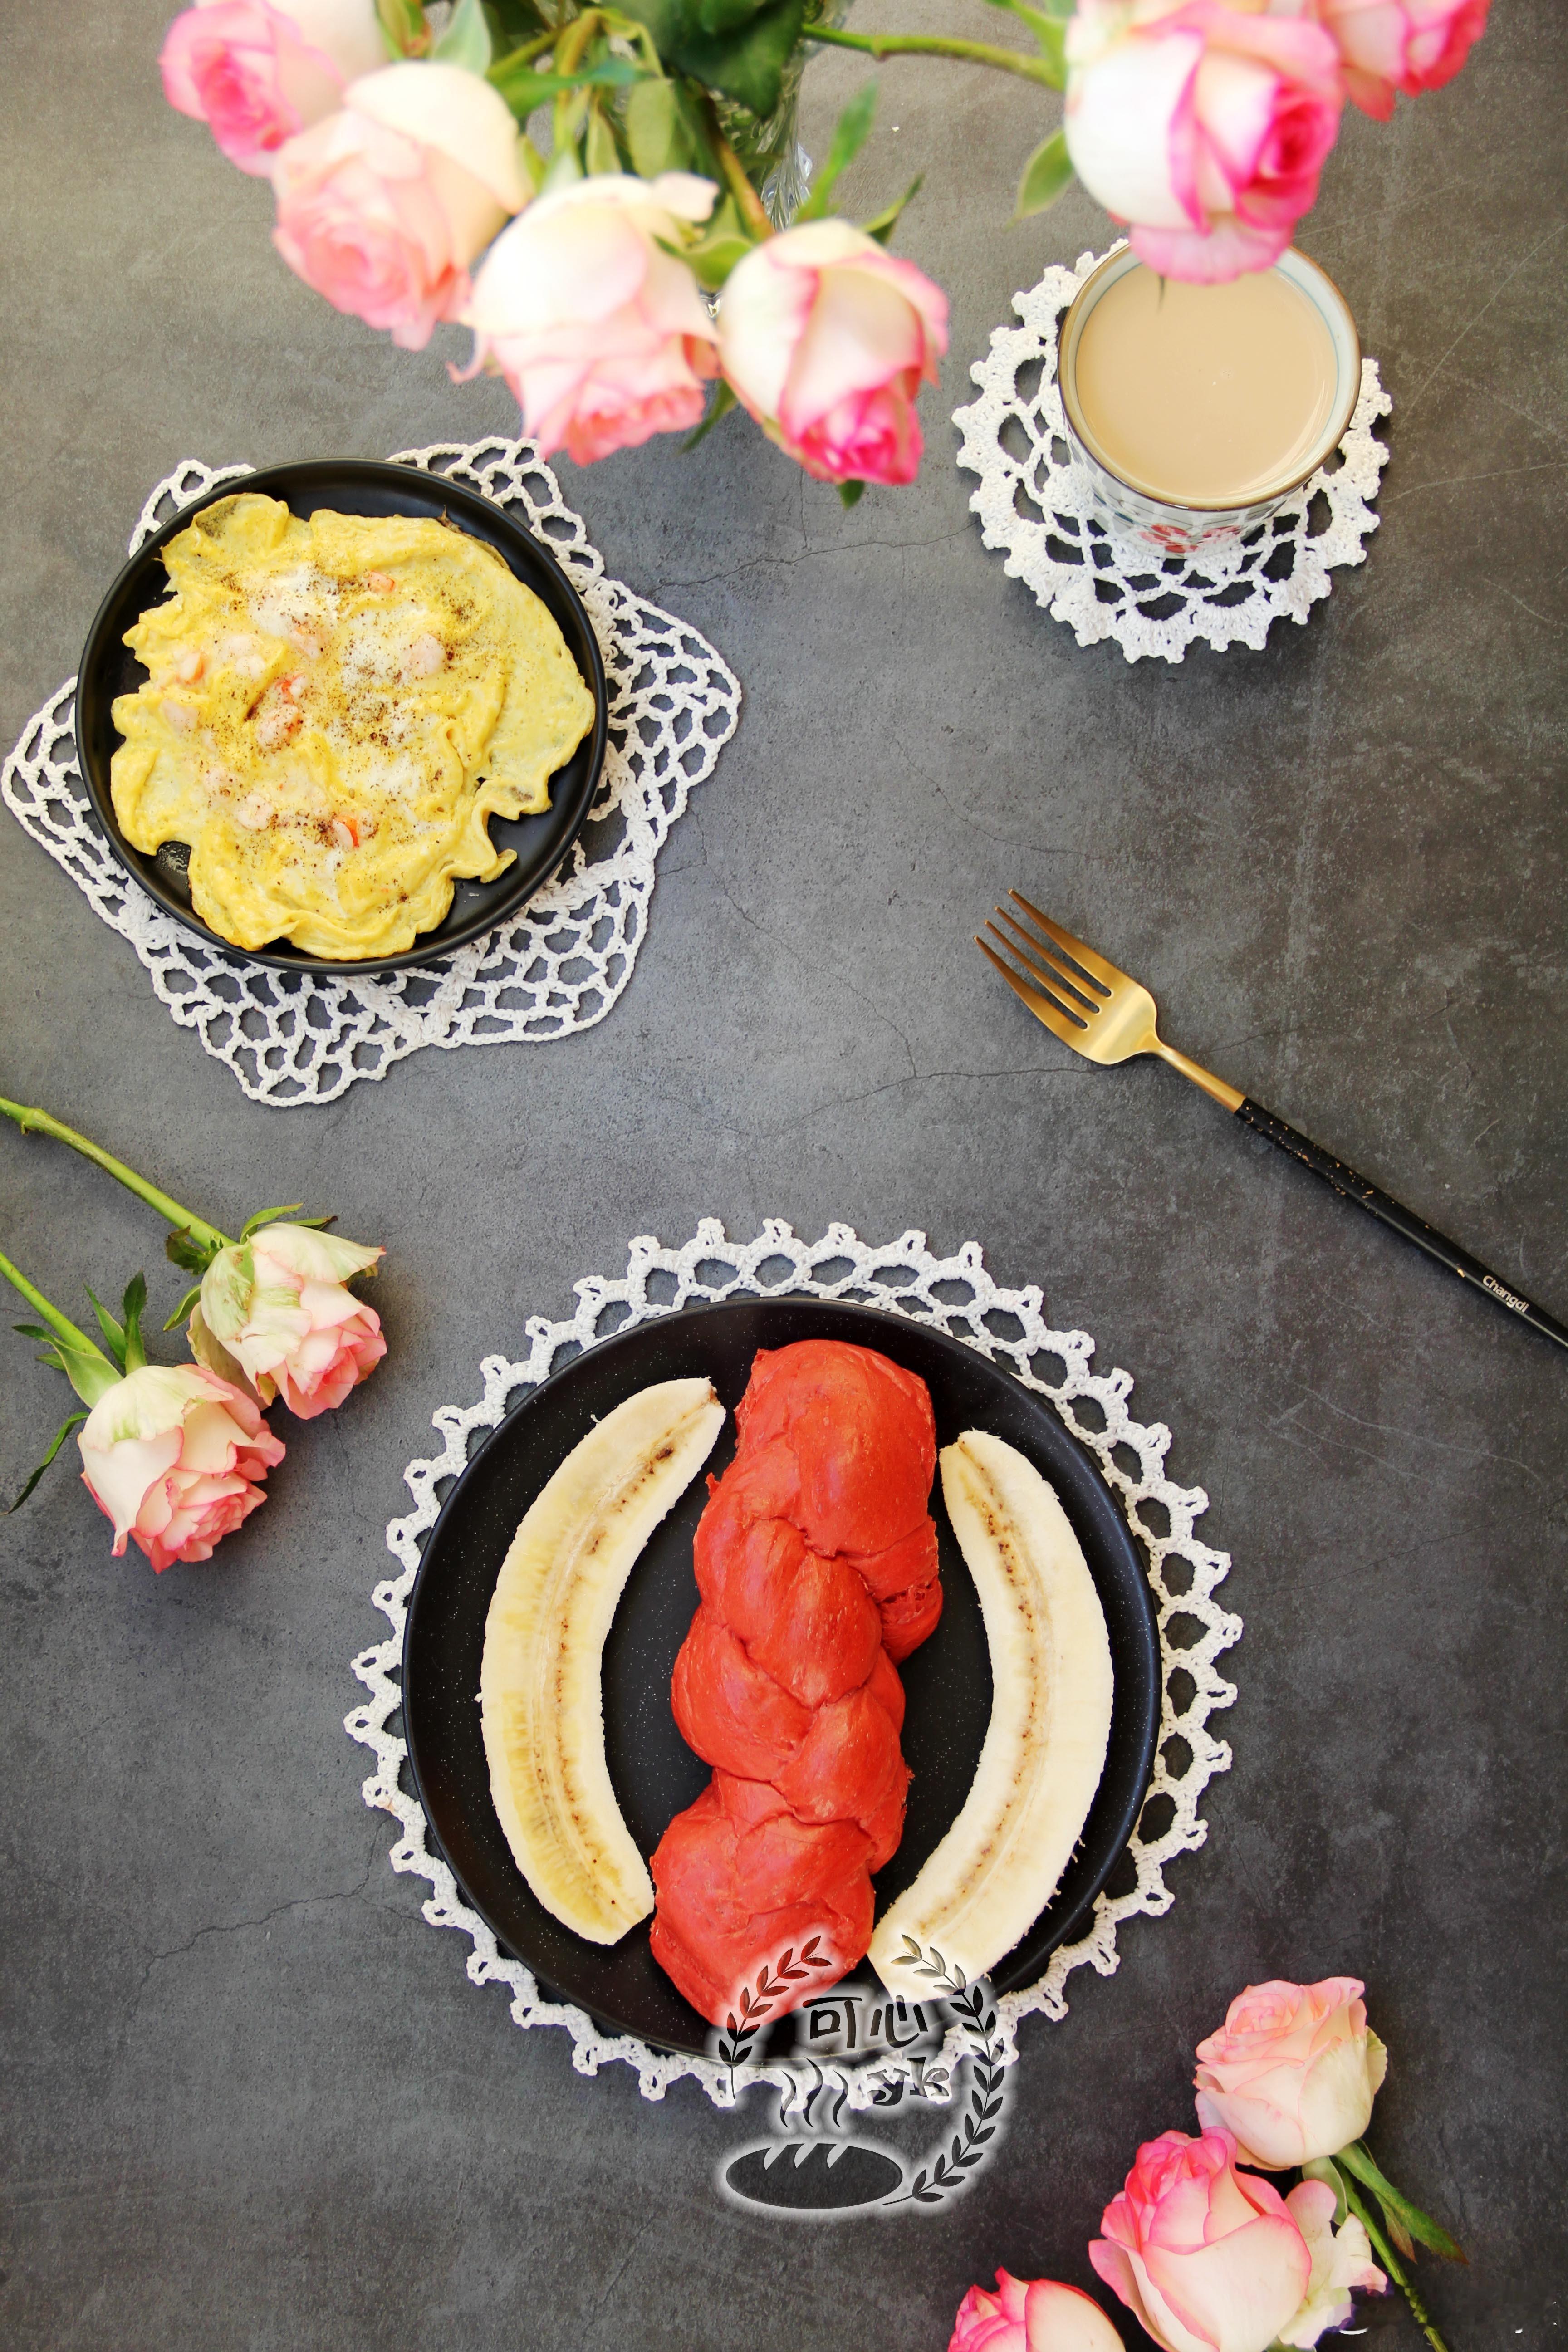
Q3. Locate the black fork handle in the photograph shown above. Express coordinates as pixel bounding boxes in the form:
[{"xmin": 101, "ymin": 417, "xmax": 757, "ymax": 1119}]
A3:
[{"xmin": 1237, "ymin": 1099, "xmax": 1568, "ymax": 1354}]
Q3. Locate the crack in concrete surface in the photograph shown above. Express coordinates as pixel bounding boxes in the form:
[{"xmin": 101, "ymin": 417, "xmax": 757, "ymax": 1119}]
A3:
[
  {"xmin": 1271, "ymin": 1382, "xmax": 1548, "ymax": 1490},
  {"xmin": 1402, "ymin": 218, "xmax": 1567, "ymax": 412},
  {"xmin": 133, "ymin": 1844, "xmax": 380, "ymax": 1998},
  {"xmin": 659, "ymin": 525, "xmax": 972, "ymax": 595}
]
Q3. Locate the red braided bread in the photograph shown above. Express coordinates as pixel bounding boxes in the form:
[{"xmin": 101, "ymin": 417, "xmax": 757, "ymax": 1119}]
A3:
[{"xmin": 649, "ymin": 1339, "xmax": 942, "ymax": 2024}]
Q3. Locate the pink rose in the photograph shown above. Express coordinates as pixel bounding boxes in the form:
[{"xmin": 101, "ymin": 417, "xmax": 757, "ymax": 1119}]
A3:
[
  {"xmin": 160, "ymin": 0, "xmax": 384, "ymax": 175},
  {"xmin": 1310, "ymin": 0, "xmax": 1490, "ymax": 120},
  {"xmin": 951, "ymin": 2271, "xmax": 1127, "ymax": 2352},
  {"xmin": 1089, "ymin": 2128, "xmax": 1312, "ymax": 2352},
  {"xmin": 192, "ymin": 1223, "xmax": 386, "ymax": 1419},
  {"xmin": 717, "ymin": 220, "xmax": 948, "ymax": 487},
  {"xmin": 272, "ymin": 60, "xmax": 529, "ymax": 349},
  {"xmin": 465, "ymin": 175, "xmax": 720, "ymax": 464},
  {"xmin": 78, "ymin": 1363, "xmax": 285, "ymax": 1573},
  {"xmin": 1065, "ymin": 1, "xmax": 1344, "ymax": 282},
  {"xmin": 1194, "ymin": 1977, "xmax": 1389, "ymax": 2168}
]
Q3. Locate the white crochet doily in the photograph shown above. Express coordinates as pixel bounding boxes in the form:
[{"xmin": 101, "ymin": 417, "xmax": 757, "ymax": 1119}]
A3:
[
  {"xmin": 954, "ymin": 247, "xmax": 1392, "ymax": 664},
  {"xmin": 2, "ymin": 442, "xmax": 740, "ymax": 1106},
  {"xmin": 346, "ymin": 1219, "xmax": 1241, "ymax": 2108}
]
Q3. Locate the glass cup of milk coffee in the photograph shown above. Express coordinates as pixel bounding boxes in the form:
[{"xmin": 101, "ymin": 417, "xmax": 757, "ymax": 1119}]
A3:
[{"xmin": 1057, "ymin": 245, "xmax": 1361, "ymax": 557}]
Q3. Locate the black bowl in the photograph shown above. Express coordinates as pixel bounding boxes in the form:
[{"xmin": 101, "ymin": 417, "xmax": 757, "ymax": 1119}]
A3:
[
  {"xmin": 75, "ymin": 458, "xmax": 609, "ymax": 978},
  {"xmin": 402, "ymin": 1297, "xmax": 1161, "ymax": 2060}
]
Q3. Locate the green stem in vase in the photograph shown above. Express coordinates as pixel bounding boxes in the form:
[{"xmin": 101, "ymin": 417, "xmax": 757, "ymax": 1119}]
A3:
[
  {"xmin": 1341, "ymin": 2176, "xmax": 1454, "ymax": 2352},
  {"xmin": 804, "ymin": 23, "xmax": 1064, "ymax": 90},
  {"xmin": 0, "ymin": 1098, "xmax": 232, "ymax": 1259},
  {"xmin": 699, "ymin": 96, "xmax": 777, "ymax": 239}
]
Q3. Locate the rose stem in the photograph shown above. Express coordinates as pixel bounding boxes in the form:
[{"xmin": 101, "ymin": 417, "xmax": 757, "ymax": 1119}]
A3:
[
  {"xmin": 488, "ymin": 25, "xmax": 557, "ymax": 75},
  {"xmin": 0, "ymin": 1099, "xmax": 232, "ymax": 1255},
  {"xmin": 1341, "ymin": 2177, "xmax": 1452, "ymax": 2352},
  {"xmin": 804, "ymin": 24, "xmax": 1064, "ymax": 89},
  {"xmin": 699, "ymin": 99, "xmax": 775, "ymax": 240},
  {"xmin": 0, "ymin": 1246, "xmax": 105, "ymax": 1357}
]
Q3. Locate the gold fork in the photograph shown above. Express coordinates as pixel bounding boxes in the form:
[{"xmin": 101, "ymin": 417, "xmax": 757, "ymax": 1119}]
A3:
[{"xmin": 979, "ymin": 892, "xmax": 1567, "ymax": 1354}]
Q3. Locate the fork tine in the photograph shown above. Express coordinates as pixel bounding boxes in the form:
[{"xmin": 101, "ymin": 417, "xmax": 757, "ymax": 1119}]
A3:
[
  {"xmin": 975, "ymin": 933, "xmax": 1089, "ymax": 1048},
  {"xmin": 1008, "ymin": 892, "xmax": 1121, "ymax": 995},
  {"xmin": 992, "ymin": 908, "xmax": 1103, "ymax": 1014},
  {"xmin": 982, "ymin": 925, "xmax": 1089, "ymax": 1028}
]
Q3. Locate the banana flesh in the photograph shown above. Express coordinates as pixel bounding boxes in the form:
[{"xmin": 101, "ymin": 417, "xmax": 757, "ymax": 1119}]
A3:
[
  {"xmin": 869, "ymin": 1428, "xmax": 1114, "ymax": 1993},
  {"xmin": 480, "ymin": 1377, "xmax": 725, "ymax": 1945}
]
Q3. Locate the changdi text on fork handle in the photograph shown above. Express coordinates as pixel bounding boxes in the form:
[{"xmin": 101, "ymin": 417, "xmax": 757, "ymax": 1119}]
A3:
[{"xmin": 1235, "ymin": 1100, "xmax": 1568, "ymax": 1353}]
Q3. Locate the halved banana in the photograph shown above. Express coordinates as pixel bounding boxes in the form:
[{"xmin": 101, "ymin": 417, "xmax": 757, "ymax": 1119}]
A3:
[
  {"xmin": 869, "ymin": 1428, "xmax": 1114, "ymax": 1993},
  {"xmin": 480, "ymin": 1377, "xmax": 725, "ymax": 1944}
]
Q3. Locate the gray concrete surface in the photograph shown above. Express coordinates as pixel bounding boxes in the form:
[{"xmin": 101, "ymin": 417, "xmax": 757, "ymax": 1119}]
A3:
[{"xmin": 1, "ymin": 4, "xmax": 1563, "ymax": 2346}]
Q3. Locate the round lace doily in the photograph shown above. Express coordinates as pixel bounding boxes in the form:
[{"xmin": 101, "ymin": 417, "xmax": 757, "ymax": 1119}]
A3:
[
  {"xmin": 1, "ymin": 442, "xmax": 740, "ymax": 1107},
  {"xmin": 953, "ymin": 247, "xmax": 1392, "ymax": 665},
  {"xmin": 346, "ymin": 1219, "xmax": 1241, "ymax": 2107}
]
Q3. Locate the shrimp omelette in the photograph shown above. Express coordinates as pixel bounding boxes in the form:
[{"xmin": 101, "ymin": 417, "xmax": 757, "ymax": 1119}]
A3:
[{"xmin": 109, "ymin": 493, "xmax": 598, "ymax": 959}]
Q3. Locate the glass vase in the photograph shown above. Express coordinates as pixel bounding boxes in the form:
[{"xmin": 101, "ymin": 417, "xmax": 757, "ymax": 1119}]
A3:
[{"xmin": 715, "ymin": 0, "xmax": 849, "ymax": 227}]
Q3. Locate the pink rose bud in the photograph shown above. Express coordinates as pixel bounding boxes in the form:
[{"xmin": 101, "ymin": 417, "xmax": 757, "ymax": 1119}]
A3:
[
  {"xmin": 1310, "ymin": 0, "xmax": 1490, "ymax": 121},
  {"xmin": 271, "ymin": 60, "xmax": 529, "ymax": 349},
  {"xmin": 78, "ymin": 1363, "xmax": 285, "ymax": 1573},
  {"xmin": 160, "ymin": 0, "xmax": 385, "ymax": 176},
  {"xmin": 1276, "ymin": 2179, "xmax": 1387, "ymax": 2346},
  {"xmin": 1089, "ymin": 2128, "xmax": 1313, "ymax": 2352},
  {"xmin": 192, "ymin": 1223, "xmax": 386, "ymax": 1419},
  {"xmin": 1065, "ymin": 0, "xmax": 1344, "ymax": 283},
  {"xmin": 717, "ymin": 221, "xmax": 949, "ymax": 487},
  {"xmin": 951, "ymin": 2271, "xmax": 1127, "ymax": 2352},
  {"xmin": 464, "ymin": 175, "xmax": 721, "ymax": 464},
  {"xmin": 1193, "ymin": 1976, "xmax": 1389, "ymax": 2168}
]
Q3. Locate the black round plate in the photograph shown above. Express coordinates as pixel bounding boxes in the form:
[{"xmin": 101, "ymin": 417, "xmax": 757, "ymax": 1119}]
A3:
[
  {"xmin": 403, "ymin": 1297, "xmax": 1161, "ymax": 2061},
  {"xmin": 75, "ymin": 459, "xmax": 609, "ymax": 977}
]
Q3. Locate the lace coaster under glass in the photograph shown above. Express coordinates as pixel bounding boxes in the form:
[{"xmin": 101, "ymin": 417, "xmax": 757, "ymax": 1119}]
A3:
[{"xmin": 954, "ymin": 248, "xmax": 1392, "ymax": 665}]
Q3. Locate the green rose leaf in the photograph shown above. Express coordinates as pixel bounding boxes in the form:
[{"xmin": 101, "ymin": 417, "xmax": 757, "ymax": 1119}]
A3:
[
  {"xmin": 621, "ymin": 0, "xmax": 804, "ymax": 117},
  {"xmin": 83, "ymin": 1283, "xmax": 128, "ymax": 1368},
  {"xmin": 862, "ymin": 174, "xmax": 922, "ymax": 246},
  {"xmin": 485, "ymin": 0, "xmax": 549, "ymax": 39},
  {"xmin": 240, "ymin": 1202, "xmax": 305, "ymax": 1240},
  {"xmin": 797, "ymin": 79, "xmax": 876, "ymax": 221},
  {"xmin": 586, "ymin": 99, "xmax": 623, "ymax": 174},
  {"xmin": 838, "ymin": 479, "xmax": 866, "ymax": 508},
  {"xmin": 5, "ymin": 1409, "xmax": 88, "ymax": 1514},
  {"xmin": 433, "ymin": 0, "xmax": 493, "ymax": 72},
  {"xmin": 680, "ymin": 231, "xmax": 754, "ymax": 289},
  {"xmin": 165, "ymin": 1223, "xmax": 213, "ymax": 1275},
  {"xmin": 490, "ymin": 55, "xmax": 643, "ymax": 112},
  {"xmin": 1337, "ymin": 2142, "xmax": 1468, "ymax": 2266},
  {"xmin": 162, "ymin": 1284, "xmax": 204, "ymax": 1334},
  {"xmin": 119, "ymin": 1272, "xmax": 148, "ymax": 1375},
  {"xmin": 626, "ymin": 76, "xmax": 685, "ymax": 174},
  {"xmin": 1014, "ymin": 125, "xmax": 1073, "ymax": 220},
  {"xmin": 695, "ymin": 0, "xmax": 774, "ymax": 35},
  {"xmin": 613, "ymin": 0, "xmax": 693, "ymax": 63},
  {"xmin": 682, "ymin": 379, "xmax": 739, "ymax": 451}
]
